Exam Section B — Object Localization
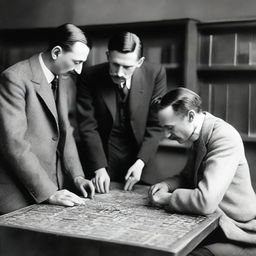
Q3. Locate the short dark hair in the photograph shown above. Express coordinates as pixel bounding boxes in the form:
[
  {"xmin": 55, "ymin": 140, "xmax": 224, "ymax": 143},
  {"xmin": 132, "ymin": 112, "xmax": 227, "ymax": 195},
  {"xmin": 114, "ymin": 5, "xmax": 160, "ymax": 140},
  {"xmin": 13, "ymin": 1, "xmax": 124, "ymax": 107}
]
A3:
[
  {"xmin": 158, "ymin": 87, "xmax": 202, "ymax": 116},
  {"xmin": 48, "ymin": 23, "xmax": 91, "ymax": 52},
  {"xmin": 108, "ymin": 31, "xmax": 143, "ymax": 58}
]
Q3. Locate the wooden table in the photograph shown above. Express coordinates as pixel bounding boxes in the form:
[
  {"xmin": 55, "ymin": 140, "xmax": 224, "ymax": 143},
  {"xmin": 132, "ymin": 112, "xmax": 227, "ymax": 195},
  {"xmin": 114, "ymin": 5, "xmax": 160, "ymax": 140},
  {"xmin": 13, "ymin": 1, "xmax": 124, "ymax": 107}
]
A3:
[{"xmin": 0, "ymin": 182, "xmax": 220, "ymax": 256}]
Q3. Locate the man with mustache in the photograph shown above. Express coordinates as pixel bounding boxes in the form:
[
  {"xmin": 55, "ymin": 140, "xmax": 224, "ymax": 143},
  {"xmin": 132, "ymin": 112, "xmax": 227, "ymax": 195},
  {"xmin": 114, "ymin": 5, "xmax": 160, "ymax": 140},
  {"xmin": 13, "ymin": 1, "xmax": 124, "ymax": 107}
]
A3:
[
  {"xmin": 0, "ymin": 23, "xmax": 95, "ymax": 214},
  {"xmin": 77, "ymin": 31, "xmax": 167, "ymax": 193}
]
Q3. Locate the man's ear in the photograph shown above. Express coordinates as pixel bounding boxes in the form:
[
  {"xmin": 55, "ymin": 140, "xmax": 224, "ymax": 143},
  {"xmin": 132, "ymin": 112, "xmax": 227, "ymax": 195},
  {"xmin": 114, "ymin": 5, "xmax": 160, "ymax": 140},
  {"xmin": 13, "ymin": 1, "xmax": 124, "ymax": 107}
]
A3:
[
  {"xmin": 136, "ymin": 57, "xmax": 145, "ymax": 67},
  {"xmin": 51, "ymin": 46, "xmax": 62, "ymax": 60},
  {"xmin": 188, "ymin": 110, "xmax": 195, "ymax": 122}
]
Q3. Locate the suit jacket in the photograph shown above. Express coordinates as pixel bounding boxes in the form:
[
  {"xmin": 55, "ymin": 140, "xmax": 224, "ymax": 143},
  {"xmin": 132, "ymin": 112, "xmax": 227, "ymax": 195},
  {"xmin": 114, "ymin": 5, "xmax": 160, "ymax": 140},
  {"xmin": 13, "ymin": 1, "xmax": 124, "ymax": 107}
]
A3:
[
  {"xmin": 165, "ymin": 112, "xmax": 256, "ymax": 242},
  {"xmin": 77, "ymin": 62, "xmax": 166, "ymax": 182},
  {"xmin": 0, "ymin": 55, "xmax": 84, "ymax": 214}
]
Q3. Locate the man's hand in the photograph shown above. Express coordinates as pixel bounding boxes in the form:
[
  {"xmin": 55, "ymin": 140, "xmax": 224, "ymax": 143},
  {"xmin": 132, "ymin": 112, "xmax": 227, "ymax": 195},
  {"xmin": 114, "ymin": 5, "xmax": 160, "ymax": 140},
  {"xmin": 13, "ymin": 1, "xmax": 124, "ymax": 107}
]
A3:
[
  {"xmin": 149, "ymin": 189, "xmax": 172, "ymax": 207},
  {"xmin": 148, "ymin": 182, "xmax": 171, "ymax": 207},
  {"xmin": 74, "ymin": 176, "xmax": 95, "ymax": 199},
  {"xmin": 148, "ymin": 182, "xmax": 169, "ymax": 196},
  {"xmin": 92, "ymin": 168, "xmax": 110, "ymax": 193},
  {"xmin": 47, "ymin": 189, "xmax": 87, "ymax": 207},
  {"xmin": 124, "ymin": 159, "xmax": 145, "ymax": 191}
]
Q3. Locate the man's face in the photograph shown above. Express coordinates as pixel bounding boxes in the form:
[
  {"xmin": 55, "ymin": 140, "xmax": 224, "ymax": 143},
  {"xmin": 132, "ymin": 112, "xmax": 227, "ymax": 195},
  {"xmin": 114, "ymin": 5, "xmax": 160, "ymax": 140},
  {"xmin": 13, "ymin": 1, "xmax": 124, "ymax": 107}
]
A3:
[
  {"xmin": 107, "ymin": 50, "xmax": 144, "ymax": 85},
  {"xmin": 158, "ymin": 105, "xmax": 195, "ymax": 144},
  {"xmin": 54, "ymin": 42, "xmax": 90, "ymax": 75}
]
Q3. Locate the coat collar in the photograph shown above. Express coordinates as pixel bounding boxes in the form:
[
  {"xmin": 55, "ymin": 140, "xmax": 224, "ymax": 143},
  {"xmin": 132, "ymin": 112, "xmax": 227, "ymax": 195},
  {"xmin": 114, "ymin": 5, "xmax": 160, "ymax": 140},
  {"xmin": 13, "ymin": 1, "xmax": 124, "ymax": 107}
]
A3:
[
  {"xmin": 29, "ymin": 54, "xmax": 59, "ymax": 127},
  {"xmin": 129, "ymin": 67, "xmax": 145, "ymax": 119},
  {"xmin": 193, "ymin": 112, "xmax": 216, "ymax": 184},
  {"xmin": 101, "ymin": 70, "xmax": 116, "ymax": 120}
]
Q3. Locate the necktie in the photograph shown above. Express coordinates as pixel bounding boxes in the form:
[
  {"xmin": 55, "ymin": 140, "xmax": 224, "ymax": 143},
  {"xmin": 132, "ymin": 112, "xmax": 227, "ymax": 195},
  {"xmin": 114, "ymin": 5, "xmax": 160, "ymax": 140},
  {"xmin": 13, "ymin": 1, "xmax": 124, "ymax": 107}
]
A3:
[
  {"xmin": 118, "ymin": 82, "xmax": 129, "ymax": 100},
  {"xmin": 51, "ymin": 76, "xmax": 59, "ymax": 102}
]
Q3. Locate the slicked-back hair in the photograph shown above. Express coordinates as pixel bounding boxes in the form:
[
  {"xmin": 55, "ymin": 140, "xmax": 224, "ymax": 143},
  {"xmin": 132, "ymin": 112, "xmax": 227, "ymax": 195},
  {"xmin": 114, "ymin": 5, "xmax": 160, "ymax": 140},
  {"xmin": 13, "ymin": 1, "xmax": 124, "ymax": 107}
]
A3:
[
  {"xmin": 47, "ymin": 23, "xmax": 91, "ymax": 52},
  {"xmin": 108, "ymin": 31, "xmax": 143, "ymax": 58},
  {"xmin": 158, "ymin": 87, "xmax": 202, "ymax": 116}
]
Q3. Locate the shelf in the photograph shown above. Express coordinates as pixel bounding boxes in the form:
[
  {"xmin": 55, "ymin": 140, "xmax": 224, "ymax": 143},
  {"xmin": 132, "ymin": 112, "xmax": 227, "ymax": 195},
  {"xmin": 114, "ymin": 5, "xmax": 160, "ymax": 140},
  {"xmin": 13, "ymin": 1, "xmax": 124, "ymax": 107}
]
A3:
[
  {"xmin": 159, "ymin": 139, "xmax": 191, "ymax": 149},
  {"xmin": 198, "ymin": 65, "xmax": 256, "ymax": 71},
  {"xmin": 241, "ymin": 134, "xmax": 256, "ymax": 143},
  {"xmin": 162, "ymin": 63, "xmax": 180, "ymax": 69}
]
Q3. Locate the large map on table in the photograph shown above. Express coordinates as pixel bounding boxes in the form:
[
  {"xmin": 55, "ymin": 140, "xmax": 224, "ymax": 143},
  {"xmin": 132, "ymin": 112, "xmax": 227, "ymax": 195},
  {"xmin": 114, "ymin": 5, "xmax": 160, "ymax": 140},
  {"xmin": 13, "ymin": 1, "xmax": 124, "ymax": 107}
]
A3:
[{"xmin": 0, "ymin": 183, "xmax": 218, "ymax": 254}]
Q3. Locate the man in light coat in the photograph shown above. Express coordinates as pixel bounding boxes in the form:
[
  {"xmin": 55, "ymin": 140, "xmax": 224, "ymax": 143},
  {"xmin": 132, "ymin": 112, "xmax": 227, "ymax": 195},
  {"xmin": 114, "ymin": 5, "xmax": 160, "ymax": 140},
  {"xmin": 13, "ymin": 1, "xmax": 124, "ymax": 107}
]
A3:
[
  {"xmin": 0, "ymin": 23, "xmax": 94, "ymax": 214},
  {"xmin": 149, "ymin": 88, "xmax": 256, "ymax": 256}
]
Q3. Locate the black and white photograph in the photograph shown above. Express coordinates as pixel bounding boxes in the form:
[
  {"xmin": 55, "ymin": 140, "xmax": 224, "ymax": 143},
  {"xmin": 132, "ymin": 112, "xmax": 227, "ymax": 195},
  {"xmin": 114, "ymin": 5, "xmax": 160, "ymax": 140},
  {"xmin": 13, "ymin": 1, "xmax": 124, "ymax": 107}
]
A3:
[{"xmin": 0, "ymin": 1, "xmax": 256, "ymax": 255}]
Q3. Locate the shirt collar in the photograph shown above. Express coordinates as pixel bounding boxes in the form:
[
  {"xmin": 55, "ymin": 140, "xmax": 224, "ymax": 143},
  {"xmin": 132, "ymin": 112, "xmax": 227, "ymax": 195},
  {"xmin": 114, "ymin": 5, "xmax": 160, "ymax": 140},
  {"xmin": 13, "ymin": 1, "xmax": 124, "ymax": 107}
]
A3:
[
  {"xmin": 121, "ymin": 77, "xmax": 131, "ymax": 90},
  {"xmin": 38, "ymin": 53, "xmax": 55, "ymax": 84},
  {"xmin": 193, "ymin": 113, "xmax": 205, "ymax": 141}
]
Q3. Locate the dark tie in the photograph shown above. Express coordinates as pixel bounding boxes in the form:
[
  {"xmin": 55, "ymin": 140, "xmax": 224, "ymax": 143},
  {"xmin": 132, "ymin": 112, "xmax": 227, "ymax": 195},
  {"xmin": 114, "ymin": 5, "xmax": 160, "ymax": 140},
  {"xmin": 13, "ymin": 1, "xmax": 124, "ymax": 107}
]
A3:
[
  {"xmin": 51, "ymin": 76, "xmax": 59, "ymax": 102},
  {"xmin": 118, "ymin": 82, "xmax": 129, "ymax": 100}
]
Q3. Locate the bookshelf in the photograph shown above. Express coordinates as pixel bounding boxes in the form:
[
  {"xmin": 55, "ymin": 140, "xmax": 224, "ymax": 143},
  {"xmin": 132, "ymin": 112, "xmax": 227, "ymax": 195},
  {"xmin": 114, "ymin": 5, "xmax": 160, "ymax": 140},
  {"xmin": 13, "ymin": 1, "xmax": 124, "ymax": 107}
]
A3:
[
  {"xmin": 0, "ymin": 19, "xmax": 198, "ymax": 89},
  {"xmin": 0, "ymin": 19, "xmax": 198, "ymax": 148},
  {"xmin": 197, "ymin": 20, "xmax": 256, "ymax": 141},
  {"xmin": 2, "ymin": 19, "xmax": 256, "ymax": 145},
  {"xmin": 3, "ymin": 20, "xmax": 256, "ymax": 143},
  {"xmin": 1, "ymin": 19, "xmax": 256, "ymax": 188},
  {"xmin": 80, "ymin": 19, "xmax": 198, "ymax": 148},
  {"xmin": 82, "ymin": 19, "xmax": 198, "ymax": 91}
]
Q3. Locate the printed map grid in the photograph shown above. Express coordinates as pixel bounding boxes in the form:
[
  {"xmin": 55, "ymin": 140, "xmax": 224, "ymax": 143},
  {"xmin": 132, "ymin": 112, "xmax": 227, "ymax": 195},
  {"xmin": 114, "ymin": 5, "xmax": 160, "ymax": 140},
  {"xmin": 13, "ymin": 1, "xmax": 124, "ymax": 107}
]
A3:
[{"xmin": 0, "ymin": 182, "xmax": 209, "ymax": 252}]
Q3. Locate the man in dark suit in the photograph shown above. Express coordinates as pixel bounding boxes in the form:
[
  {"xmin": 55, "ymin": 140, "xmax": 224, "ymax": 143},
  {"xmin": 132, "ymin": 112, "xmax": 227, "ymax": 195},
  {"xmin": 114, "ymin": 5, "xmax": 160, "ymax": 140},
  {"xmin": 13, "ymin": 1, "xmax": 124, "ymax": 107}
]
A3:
[
  {"xmin": 77, "ymin": 31, "xmax": 167, "ymax": 193},
  {"xmin": 0, "ymin": 23, "xmax": 95, "ymax": 214}
]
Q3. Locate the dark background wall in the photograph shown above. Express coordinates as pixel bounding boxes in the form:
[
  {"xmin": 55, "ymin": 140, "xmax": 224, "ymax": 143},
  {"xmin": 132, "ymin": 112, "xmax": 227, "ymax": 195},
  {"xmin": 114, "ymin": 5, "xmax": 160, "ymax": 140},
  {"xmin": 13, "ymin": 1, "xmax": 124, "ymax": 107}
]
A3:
[
  {"xmin": 1, "ymin": 0, "xmax": 256, "ymax": 29},
  {"xmin": 1, "ymin": 0, "xmax": 256, "ymax": 190}
]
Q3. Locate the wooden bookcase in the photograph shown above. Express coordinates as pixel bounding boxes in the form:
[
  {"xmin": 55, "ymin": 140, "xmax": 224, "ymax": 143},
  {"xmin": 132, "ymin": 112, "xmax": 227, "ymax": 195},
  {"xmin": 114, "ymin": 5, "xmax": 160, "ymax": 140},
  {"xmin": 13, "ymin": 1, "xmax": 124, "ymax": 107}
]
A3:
[
  {"xmin": 1, "ymin": 19, "xmax": 256, "ymax": 145},
  {"xmin": 0, "ymin": 19, "xmax": 198, "ymax": 148},
  {"xmin": 197, "ymin": 20, "xmax": 256, "ymax": 142},
  {"xmin": 0, "ymin": 19, "xmax": 198, "ymax": 89},
  {"xmin": 81, "ymin": 19, "xmax": 198, "ymax": 148},
  {"xmin": 1, "ymin": 19, "xmax": 256, "ymax": 187},
  {"xmin": 81, "ymin": 18, "xmax": 198, "ymax": 92},
  {"xmin": 197, "ymin": 20, "xmax": 256, "ymax": 190}
]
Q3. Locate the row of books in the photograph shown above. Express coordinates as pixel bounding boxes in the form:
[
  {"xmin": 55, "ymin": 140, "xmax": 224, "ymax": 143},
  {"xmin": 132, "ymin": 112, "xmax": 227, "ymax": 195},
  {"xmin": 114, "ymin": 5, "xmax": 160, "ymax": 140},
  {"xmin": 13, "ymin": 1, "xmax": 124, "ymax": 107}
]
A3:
[
  {"xmin": 144, "ymin": 44, "xmax": 179, "ymax": 64},
  {"xmin": 199, "ymin": 33, "xmax": 256, "ymax": 66},
  {"xmin": 200, "ymin": 82, "xmax": 256, "ymax": 137}
]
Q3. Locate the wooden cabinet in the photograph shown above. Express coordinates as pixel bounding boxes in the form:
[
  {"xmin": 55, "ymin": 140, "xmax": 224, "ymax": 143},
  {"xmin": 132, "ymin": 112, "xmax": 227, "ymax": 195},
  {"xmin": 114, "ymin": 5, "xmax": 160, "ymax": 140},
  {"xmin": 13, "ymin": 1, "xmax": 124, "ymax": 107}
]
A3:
[
  {"xmin": 81, "ymin": 18, "xmax": 198, "ymax": 91},
  {"xmin": 0, "ymin": 19, "xmax": 198, "ymax": 90},
  {"xmin": 80, "ymin": 19, "xmax": 198, "ymax": 148},
  {"xmin": 0, "ymin": 19, "xmax": 198, "ymax": 148},
  {"xmin": 197, "ymin": 20, "xmax": 256, "ymax": 190},
  {"xmin": 1, "ymin": 19, "xmax": 256, "ymax": 187},
  {"xmin": 197, "ymin": 20, "xmax": 256, "ymax": 142},
  {"xmin": 1, "ymin": 19, "xmax": 256, "ymax": 144}
]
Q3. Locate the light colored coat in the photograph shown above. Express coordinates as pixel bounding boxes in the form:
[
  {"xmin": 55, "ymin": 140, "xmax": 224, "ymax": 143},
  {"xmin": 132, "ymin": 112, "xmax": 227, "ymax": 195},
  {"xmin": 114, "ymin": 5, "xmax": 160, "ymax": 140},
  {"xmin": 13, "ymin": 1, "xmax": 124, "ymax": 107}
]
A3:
[
  {"xmin": 0, "ymin": 55, "xmax": 84, "ymax": 214},
  {"xmin": 166, "ymin": 112, "xmax": 256, "ymax": 243}
]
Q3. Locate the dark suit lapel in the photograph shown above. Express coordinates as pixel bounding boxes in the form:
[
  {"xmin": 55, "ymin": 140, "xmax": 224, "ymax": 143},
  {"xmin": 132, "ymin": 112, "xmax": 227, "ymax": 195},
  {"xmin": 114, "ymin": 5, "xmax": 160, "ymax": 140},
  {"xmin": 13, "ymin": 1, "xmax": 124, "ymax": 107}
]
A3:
[
  {"xmin": 129, "ymin": 68, "xmax": 144, "ymax": 119},
  {"xmin": 193, "ymin": 137, "xmax": 207, "ymax": 186},
  {"xmin": 29, "ymin": 55, "xmax": 59, "ymax": 127},
  {"xmin": 101, "ymin": 74, "xmax": 116, "ymax": 121}
]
